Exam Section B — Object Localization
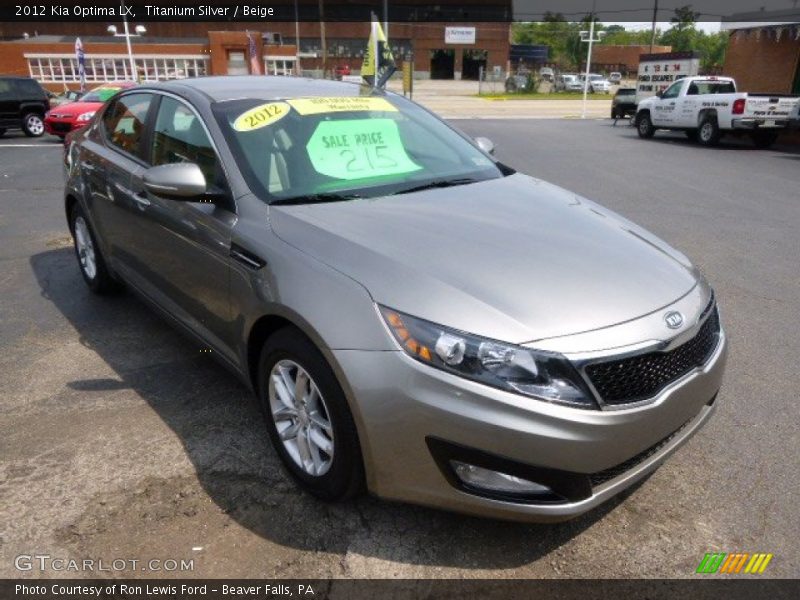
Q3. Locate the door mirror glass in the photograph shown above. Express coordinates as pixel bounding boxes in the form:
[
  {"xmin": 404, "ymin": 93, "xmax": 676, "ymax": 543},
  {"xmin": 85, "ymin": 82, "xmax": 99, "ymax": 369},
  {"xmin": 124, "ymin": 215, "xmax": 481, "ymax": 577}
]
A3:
[
  {"xmin": 143, "ymin": 163, "xmax": 207, "ymax": 200},
  {"xmin": 475, "ymin": 136, "xmax": 495, "ymax": 155}
]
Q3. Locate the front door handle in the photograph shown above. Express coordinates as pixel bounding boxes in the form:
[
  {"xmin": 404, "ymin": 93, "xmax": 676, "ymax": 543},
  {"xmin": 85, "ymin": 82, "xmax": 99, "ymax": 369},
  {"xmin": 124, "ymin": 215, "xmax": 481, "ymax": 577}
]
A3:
[{"xmin": 132, "ymin": 191, "xmax": 151, "ymax": 208}]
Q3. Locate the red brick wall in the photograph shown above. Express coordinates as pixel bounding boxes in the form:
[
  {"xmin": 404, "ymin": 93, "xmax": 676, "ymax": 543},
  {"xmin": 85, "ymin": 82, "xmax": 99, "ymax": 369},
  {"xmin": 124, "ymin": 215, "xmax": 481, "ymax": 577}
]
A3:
[{"xmin": 723, "ymin": 30, "xmax": 800, "ymax": 94}]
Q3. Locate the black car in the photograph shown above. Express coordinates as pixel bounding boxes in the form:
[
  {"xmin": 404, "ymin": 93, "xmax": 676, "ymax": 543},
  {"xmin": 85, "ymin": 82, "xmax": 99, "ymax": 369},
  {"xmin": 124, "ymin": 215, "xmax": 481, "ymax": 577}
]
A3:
[
  {"xmin": 0, "ymin": 76, "xmax": 50, "ymax": 137},
  {"xmin": 611, "ymin": 87, "xmax": 637, "ymax": 119}
]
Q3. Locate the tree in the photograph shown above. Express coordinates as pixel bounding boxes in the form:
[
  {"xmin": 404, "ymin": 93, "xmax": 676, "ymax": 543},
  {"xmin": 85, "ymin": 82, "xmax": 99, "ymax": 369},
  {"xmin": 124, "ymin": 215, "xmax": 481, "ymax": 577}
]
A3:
[{"xmin": 660, "ymin": 5, "xmax": 701, "ymax": 52}]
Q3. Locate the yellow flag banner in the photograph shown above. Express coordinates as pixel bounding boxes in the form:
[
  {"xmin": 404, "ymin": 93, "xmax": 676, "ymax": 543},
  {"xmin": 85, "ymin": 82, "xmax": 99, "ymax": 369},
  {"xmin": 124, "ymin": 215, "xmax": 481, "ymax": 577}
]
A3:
[{"xmin": 361, "ymin": 20, "xmax": 396, "ymax": 87}]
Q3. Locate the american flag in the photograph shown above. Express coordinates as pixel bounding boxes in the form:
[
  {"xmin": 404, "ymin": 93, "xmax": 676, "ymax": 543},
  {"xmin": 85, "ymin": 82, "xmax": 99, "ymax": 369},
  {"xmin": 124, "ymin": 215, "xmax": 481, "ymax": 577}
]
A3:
[
  {"xmin": 248, "ymin": 32, "xmax": 261, "ymax": 75},
  {"xmin": 75, "ymin": 37, "xmax": 86, "ymax": 92}
]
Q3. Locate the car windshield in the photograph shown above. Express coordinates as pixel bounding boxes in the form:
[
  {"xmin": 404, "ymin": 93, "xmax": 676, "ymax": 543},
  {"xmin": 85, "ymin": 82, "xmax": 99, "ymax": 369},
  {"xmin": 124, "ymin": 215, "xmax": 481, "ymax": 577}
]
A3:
[
  {"xmin": 588, "ymin": 75, "xmax": 603, "ymax": 81},
  {"xmin": 617, "ymin": 89, "xmax": 636, "ymax": 96},
  {"xmin": 82, "ymin": 86, "xmax": 125, "ymax": 103},
  {"xmin": 213, "ymin": 93, "xmax": 506, "ymax": 204}
]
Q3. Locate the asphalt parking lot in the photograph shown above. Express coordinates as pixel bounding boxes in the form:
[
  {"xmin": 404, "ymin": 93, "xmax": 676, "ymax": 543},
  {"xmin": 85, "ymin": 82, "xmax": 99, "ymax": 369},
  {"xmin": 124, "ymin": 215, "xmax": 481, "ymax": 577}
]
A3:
[{"xmin": 1, "ymin": 121, "xmax": 798, "ymax": 579}]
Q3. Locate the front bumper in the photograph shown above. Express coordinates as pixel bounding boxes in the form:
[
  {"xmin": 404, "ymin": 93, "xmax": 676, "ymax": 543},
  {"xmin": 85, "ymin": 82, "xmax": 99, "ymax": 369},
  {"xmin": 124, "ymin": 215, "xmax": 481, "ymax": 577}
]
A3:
[
  {"xmin": 44, "ymin": 117, "xmax": 79, "ymax": 136},
  {"xmin": 335, "ymin": 326, "xmax": 726, "ymax": 522}
]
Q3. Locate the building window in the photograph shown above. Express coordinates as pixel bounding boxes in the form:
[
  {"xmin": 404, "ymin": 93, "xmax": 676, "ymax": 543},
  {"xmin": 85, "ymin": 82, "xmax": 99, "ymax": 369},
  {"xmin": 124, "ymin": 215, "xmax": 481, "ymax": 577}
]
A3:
[
  {"xmin": 25, "ymin": 54, "xmax": 208, "ymax": 83},
  {"xmin": 227, "ymin": 51, "xmax": 248, "ymax": 75},
  {"xmin": 264, "ymin": 56, "xmax": 297, "ymax": 76}
]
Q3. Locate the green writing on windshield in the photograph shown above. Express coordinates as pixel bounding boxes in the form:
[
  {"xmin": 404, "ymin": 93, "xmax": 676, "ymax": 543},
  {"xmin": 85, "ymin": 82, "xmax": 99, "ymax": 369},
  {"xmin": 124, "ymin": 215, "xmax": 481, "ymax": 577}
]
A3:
[{"xmin": 306, "ymin": 119, "xmax": 421, "ymax": 180}]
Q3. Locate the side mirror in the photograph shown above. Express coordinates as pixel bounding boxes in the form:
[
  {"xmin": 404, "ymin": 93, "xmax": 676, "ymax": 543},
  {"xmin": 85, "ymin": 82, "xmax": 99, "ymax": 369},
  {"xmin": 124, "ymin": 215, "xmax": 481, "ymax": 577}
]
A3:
[
  {"xmin": 143, "ymin": 163, "xmax": 206, "ymax": 200},
  {"xmin": 475, "ymin": 136, "xmax": 496, "ymax": 156}
]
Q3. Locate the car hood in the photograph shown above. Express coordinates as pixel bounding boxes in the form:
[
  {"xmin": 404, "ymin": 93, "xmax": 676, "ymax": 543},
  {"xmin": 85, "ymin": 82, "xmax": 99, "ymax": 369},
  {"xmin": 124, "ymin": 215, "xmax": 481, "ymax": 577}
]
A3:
[
  {"xmin": 47, "ymin": 101, "xmax": 103, "ymax": 117},
  {"xmin": 270, "ymin": 174, "xmax": 699, "ymax": 344}
]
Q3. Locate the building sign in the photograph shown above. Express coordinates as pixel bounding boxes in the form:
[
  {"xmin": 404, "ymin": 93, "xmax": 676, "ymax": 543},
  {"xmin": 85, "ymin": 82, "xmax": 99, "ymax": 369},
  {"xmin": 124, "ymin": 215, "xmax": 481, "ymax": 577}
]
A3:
[
  {"xmin": 445, "ymin": 27, "xmax": 476, "ymax": 45},
  {"xmin": 637, "ymin": 51, "xmax": 700, "ymax": 102}
]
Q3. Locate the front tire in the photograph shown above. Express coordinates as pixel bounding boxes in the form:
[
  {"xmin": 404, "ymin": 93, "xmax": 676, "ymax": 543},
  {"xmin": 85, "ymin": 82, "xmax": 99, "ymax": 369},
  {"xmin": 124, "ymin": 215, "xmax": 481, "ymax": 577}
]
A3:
[
  {"xmin": 69, "ymin": 203, "xmax": 121, "ymax": 294},
  {"xmin": 697, "ymin": 117, "xmax": 721, "ymax": 147},
  {"xmin": 22, "ymin": 113, "xmax": 45, "ymax": 137},
  {"xmin": 636, "ymin": 112, "xmax": 655, "ymax": 138},
  {"xmin": 258, "ymin": 327, "xmax": 364, "ymax": 501}
]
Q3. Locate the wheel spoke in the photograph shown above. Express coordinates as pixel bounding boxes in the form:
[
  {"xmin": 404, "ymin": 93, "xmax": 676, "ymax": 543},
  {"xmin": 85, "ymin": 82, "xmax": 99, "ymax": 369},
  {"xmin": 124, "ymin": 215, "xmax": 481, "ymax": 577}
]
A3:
[
  {"xmin": 308, "ymin": 425, "xmax": 333, "ymax": 456},
  {"xmin": 271, "ymin": 369, "xmax": 295, "ymax": 409},
  {"xmin": 279, "ymin": 421, "xmax": 301, "ymax": 441},
  {"xmin": 295, "ymin": 369, "xmax": 309, "ymax": 404},
  {"xmin": 272, "ymin": 404, "xmax": 297, "ymax": 421},
  {"xmin": 308, "ymin": 411, "xmax": 332, "ymax": 436}
]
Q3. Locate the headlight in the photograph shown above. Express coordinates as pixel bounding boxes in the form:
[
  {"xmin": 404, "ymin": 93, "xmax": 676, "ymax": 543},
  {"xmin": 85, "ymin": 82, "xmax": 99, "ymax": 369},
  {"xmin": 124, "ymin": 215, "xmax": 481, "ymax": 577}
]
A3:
[
  {"xmin": 76, "ymin": 111, "xmax": 96, "ymax": 122},
  {"xmin": 379, "ymin": 306, "xmax": 597, "ymax": 409}
]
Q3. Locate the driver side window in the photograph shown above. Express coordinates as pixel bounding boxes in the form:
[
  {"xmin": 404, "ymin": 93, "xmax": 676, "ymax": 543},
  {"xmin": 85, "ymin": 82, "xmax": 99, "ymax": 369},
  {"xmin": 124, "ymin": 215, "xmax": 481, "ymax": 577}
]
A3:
[
  {"xmin": 151, "ymin": 96, "xmax": 221, "ymax": 188},
  {"xmin": 661, "ymin": 81, "xmax": 683, "ymax": 99}
]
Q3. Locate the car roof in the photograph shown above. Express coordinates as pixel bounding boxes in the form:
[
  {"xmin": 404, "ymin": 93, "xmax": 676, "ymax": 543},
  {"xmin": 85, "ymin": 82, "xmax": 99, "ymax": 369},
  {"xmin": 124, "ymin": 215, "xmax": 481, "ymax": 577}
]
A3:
[{"xmin": 149, "ymin": 76, "xmax": 371, "ymax": 102}]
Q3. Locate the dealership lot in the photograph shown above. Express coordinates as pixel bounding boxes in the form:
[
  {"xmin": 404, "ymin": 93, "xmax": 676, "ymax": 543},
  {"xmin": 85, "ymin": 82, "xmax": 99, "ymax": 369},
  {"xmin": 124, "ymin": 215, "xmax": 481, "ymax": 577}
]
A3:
[{"xmin": 0, "ymin": 120, "xmax": 798, "ymax": 578}]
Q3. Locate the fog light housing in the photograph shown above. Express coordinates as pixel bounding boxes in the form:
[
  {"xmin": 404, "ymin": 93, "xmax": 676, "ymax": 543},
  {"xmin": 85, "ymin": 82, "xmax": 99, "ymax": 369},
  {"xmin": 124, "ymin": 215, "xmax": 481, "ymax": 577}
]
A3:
[{"xmin": 451, "ymin": 461, "xmax": 553, "ymax": 495}]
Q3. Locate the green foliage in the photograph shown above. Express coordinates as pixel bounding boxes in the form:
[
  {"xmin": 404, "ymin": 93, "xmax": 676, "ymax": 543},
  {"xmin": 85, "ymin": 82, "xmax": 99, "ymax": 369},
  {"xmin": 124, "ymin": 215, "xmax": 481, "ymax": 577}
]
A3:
[{"xmin": 511, "ymin": 6, "xmax": 729, "ymax": 73}]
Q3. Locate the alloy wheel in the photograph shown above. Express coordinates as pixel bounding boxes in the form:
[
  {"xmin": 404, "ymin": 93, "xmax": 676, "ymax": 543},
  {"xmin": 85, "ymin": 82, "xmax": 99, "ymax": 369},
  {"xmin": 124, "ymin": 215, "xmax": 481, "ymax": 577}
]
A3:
[
  {"xmin": 268, "ymin": 359, "xmax": 335, "ymax": 476},
  {"xmin": 26, "ymin": 115, "xmax": 44, "ymax": 136},
  {"xmin": 74, "ymin": 216, "xmax": 97, "ymax": 280}
]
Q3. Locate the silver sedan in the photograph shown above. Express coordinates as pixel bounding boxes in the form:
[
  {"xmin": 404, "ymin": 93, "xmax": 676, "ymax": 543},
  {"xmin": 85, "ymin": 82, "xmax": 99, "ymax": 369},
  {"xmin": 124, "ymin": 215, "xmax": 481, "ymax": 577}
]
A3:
[{"xmin": 63, "ymin": 76, "xmax": 726, "ymax": 521}]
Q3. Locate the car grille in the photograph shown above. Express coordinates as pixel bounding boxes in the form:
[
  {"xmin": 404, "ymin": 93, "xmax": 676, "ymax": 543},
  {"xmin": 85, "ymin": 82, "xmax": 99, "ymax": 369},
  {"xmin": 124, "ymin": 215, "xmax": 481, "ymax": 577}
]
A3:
[
  {"xmin": 589, "ymin": 419, "xmax": 692, "ymax": 487},
  {"xmin": 50, "ymin": 122, "xmax": 72, "ymax": 133},
  {"xmin": 584, "ymin": 300, "xmax": 720, "ymax": 406}
]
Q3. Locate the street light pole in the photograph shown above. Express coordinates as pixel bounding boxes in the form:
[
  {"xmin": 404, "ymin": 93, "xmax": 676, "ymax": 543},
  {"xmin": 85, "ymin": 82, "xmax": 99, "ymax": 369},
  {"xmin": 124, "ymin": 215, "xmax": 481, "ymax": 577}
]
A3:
[
  {"xmin": 121, "ymin": 0, "xmax": 136, "ymax": 80},
  {"xmin": 580, "ymin": 12, "xmax": 604, "ymax": 119}
]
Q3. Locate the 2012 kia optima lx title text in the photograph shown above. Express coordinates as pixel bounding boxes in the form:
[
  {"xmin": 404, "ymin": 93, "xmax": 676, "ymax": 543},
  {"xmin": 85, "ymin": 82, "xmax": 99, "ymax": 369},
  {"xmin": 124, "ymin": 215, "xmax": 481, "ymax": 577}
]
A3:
[{"xmin": 63, "ymin": 77, "xmax": 727, "ymax": 522}]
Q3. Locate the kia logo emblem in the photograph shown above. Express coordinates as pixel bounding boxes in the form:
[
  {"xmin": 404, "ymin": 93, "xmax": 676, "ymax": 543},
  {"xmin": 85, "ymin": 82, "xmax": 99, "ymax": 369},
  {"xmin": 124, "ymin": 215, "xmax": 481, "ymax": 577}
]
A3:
[{"xmin": 664, "ymin": 311, "xmax": 684, "ymax": 329}]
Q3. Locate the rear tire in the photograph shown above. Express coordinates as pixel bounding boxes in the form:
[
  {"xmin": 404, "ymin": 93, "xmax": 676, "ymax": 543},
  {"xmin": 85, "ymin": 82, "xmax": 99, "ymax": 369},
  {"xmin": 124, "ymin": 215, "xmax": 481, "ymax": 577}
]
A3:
[
  {"xmin": 69, "ymin": 203, "xmax": 122, "ymax": 294},
  {"xmin": 752, "ymin": 130, "xmax": 778, "ymax": 149},
  {"xmin": 22, "ymin": 113, "xmax": 44, "ymax": 137},
  {"xmin": 636, "ymin": 112, "xmax": 655, "ymax": 138},
  {"xmin": 257, "ymin": 327, "xmax": 364, "ymax": 502},
  {"xmin": 697, "ymin": 117, "xmax": 721, "ymax": 147}
]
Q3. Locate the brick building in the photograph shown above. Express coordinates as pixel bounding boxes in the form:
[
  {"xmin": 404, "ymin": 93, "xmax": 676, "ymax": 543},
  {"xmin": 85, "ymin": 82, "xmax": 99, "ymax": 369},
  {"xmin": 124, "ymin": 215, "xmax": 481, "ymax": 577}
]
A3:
[
  {"xmin": 722, "ymin": 20, "xmax": 800, "ymax": 94},
  {"xmin": 0, "ymin": 2, "xmax": 512, "ymax": 89}
]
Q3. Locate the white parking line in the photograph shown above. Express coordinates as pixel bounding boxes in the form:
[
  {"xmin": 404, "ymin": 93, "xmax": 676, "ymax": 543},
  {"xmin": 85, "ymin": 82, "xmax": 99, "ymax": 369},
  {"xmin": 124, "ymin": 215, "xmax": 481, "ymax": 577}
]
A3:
[{"xmin": 0, "ymin": 144, "xmax": 61, "ymax": 148}]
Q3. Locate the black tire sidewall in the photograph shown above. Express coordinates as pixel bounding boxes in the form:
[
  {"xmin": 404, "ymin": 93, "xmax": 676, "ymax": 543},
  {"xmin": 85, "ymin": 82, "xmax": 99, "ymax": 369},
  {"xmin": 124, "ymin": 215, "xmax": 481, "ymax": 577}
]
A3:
[
  {"xmin": 637, "ymin": 113, "xmax": 654, "ymax": 138},
  {"xmin": 257, "ymin": 328, "xmax": 364, "ymax": 501}
]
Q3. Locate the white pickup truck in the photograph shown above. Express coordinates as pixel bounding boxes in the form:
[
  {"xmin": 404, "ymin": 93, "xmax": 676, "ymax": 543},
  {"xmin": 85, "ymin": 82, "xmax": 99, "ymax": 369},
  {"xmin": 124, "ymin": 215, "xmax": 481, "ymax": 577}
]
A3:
[{"xmin": 635, "ymin": 76, "xmax": 800, "ymax": 148}]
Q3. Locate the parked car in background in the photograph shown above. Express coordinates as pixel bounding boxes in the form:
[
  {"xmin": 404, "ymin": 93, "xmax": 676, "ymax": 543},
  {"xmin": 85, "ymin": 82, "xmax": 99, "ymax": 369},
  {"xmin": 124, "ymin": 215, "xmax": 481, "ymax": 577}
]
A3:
[
  {"xmin": 539, "ymin": 67, "xmax": 554, "ymax": 82},
  {"xmin": 0, "ymin": 76, "xmax": 49, "ymax": 137},
  {"xmin": 555, "ymin": 74, "xmax": 582, "ymax": 92},
  {"xmin": 505, "ymin": 71, "xmax": 533, "ymax": 93},
  {"xmin": 580, "ymin": 74, "xmax": 612, "ymax": 94},
  {"xmin": 64, "ymin": 76, "xmax": 726, "ymax": 522},
  {"xmin": 334, "ymin": 65, "xmax": 351, "ymax": 80},
  {"xmin": 609, "ymin": 72, "xmax": 622, "ymax": 85},
  {"xmin": 45, "ymin": 81, "xmax": 136, "ymax": 139},
  {"xmin": 635, "ymin": 75, "xmax": 800, "ymax": 148},
  {"xmin": 611, "ymin": 87, "xmax": 638, "ymax": 119},
  {"xmin": 48, "ymin": 89, "xmax": 85, "ymax": 107}
]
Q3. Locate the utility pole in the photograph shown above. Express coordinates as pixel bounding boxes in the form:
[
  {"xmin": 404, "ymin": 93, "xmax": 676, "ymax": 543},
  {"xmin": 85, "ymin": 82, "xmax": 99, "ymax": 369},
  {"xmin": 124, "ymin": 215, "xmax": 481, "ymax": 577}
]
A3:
[
  {"xmin": 294, "ymin": 0, "xmax": 301, "ymax": 75},
  {"xmin": 318, "ymin": 0, "xmax": 327, "ymax": 78},
  {"xmin": 384, "ymin": 0, "xmax": 389, "ymax": 41},
  {"xmin": 580, "ymin": 4, "xmax": 604, "ymax": 119},
  {"xmin": 121, "ymin": 0, "xmax": 136, "ymax": 79},
  {"xmin": 650, "ymin": 0, "xmax": 659, "ymax": 53}
]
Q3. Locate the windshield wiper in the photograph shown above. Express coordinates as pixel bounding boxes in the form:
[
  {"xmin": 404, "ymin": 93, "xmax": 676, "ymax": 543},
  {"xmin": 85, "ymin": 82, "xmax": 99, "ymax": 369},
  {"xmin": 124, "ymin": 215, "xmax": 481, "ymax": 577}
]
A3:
[
  {"xmin": 270, "ymin": 192, "xmax": 361, "ymax": 206},
  {"xmin": 394, "ymin": 178, "xmax": 479, "ymax": 195}
]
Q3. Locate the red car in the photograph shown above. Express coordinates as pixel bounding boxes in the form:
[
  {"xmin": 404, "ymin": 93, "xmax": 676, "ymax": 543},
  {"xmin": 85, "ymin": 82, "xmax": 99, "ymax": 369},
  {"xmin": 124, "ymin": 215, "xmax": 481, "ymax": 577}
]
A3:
[
  {"xmin": 334, "ymin": 64, "xmax": 351, "ymax": 80},
  {"xmin": 44, "ymin": 82, "xmax": 136, "ymax": 139}
]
